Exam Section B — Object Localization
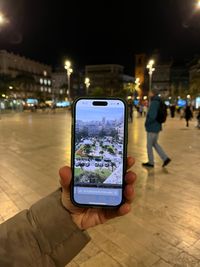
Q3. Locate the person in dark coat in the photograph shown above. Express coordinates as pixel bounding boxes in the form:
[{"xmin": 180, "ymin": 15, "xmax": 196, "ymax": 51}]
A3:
[
  {"xmin": 142, "ymin": 88, "xmax": 171, "ymax": 168},
  {"xmin": 169, "ymin": 104, "xmax": 175, "ymax": 118},
  {"xmin": 184, "ymin": 105, "xmax": 193, "ymax": 127},
  {"xmin": 128, "ymin": 99, "xmax": 133, "ymax": 122}
]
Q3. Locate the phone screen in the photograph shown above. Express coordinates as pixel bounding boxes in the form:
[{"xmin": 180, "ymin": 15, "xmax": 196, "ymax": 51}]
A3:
[{"xmin": 71, "ymin": 98, "xmax": 127, "ymax": 207}]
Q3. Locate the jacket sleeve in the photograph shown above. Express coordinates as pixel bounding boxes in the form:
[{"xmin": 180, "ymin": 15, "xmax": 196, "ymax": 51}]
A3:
[{"xmin": 0, "ymin": 189, "xmax": 90, "ymax": 267}]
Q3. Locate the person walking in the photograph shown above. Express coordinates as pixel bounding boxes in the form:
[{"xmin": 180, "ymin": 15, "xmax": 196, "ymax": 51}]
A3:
[
  {"xmin": 142, "ymin": 89, "xmax": 171, "ymax": 168},
  {"xmin": 169, "ymin": 104, "xmax": 175, "ymax": 118},
  {"xmin": 143, "ymin": 105, "xmax": 148, "ymax": 117},
  {"xmin": 184, "ymin": 105, "xmax": 193, "ymax": 127},
  {"xmin": 128, "ymin": 99, "xmax": 133, "ymax": 122},
  {"xmin": 196, "ymin": 107, "xmax": 200, "ymax": 129}
]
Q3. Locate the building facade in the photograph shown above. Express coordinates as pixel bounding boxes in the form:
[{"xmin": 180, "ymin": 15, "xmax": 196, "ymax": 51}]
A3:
[
  {"xmin": 52, "ymin": 70, "xmax": 85, "ymax": 100},
  {"xmin": 134, "ymin": 54, "xmax": 147, "ymax": 96},
  {"xmin": 135, "ymin": 52, "xmax": 190, "ymax": 98},
  {"xmin": 85, "ymin": 64, "xmax": 124, "ymax": 95},
  {"xmin": 0, "ymin": 50, "xmax": 52, "ymax": 100},
  {"xmin": 170, "ymin": 62, "xmax": 189, "ymax": 98},
  {"xmin": 151, "ymin": 62, "xmax": 172, "ymax": 97},
  {"xmin": 189, "ymin": 58, "xmax": 200, "ymax": 97}
]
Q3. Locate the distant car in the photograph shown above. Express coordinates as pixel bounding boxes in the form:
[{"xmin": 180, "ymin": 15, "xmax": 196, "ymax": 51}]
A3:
[
  {"xmin": 99, "ymin": 162, "xmax": 103, "ymax": 167},
  {"xmin": 105, "ymin": 163, "xmax": 109, "ymax": 167},
  {"xmin": 85, "ymin": 162, "xmax": 90, "ymax": 167},
  {"xmin": 95, "ymin": 162, "xmax": 99, "ymax": 167},
  {"xmin": 104, "ymin": 158, "xmax": 111, "ymax": 162},
  {"xmin": 80, "ymin": 162, "xmax": 85, "ymax": 167},
  {"xmin": 75, "ymin": 162, "xmax": 80, "ymax": 167}
]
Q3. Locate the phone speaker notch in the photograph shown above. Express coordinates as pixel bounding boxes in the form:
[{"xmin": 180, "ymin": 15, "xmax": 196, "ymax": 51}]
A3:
[{"xmin": 92, "ymin": 101, "xmax": 108, "ymax": 106}]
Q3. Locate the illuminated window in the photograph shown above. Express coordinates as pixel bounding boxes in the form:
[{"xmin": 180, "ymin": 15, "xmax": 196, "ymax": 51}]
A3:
[
  {"xmin": 40, "ymin": 78, "xmax": 43, "ymax": 84},
  {"xmin": 60, "ymin": 89, "xmax": 63, "ymax": 94},
  {"xmin": 40, "ymin": 87, "xmax": 43, "ymax": 92},
  {"xmin": 48, "ymin": 88, "xmax": 51, "ymax": 93},
  {"xmin": 44, "ymin": 79, "xmax": 47, "ymax": 85},
  {"xmin": 48, "ymin": 80, "xmax": 51, "ymax": 85}
]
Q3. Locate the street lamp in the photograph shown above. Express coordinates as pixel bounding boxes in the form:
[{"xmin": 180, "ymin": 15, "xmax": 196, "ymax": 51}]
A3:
[
  {"xmin": 146, "ymin": 59, "xmax": 155, "ymax": 94},
  {"xmin": 196, "ymin": 0, "xmax": 200, "ymax": 9},
  {"xmin": 0, "ymin": 12, "xmax": 9, "ymax": 27},
  {"xmin": 84, "ymin": 77, "xmax": 90, "ymax": 95},
  {"xmin": 64, "ymin": 60, "xmax": 73, "ymax": 100},
  {"xmin": 0, "ymin": 12, "xmax": 6, "ymax": 25},
  {"xmin": 135, "ymin": 77, "xmax": 140, "ymax": 91}
]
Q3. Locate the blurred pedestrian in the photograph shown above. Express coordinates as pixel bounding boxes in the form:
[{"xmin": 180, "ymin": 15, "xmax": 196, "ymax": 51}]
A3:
[
  {"xmin": 142, "ymin": 88, "xmax": 171, "ymax": 168},
  {"xmin": 184, "ymin": 105, "xmax": 193, "ymax": 127},
  {"xmin": 179, "ymin": 107, "xmax": 184, "ymax": 120},
  {"xmin": 51, "ymin": 102, "xmax": 56, "ymax": 114},
  {"xmin": 128, "ymin": 99, "xmax": 133, "ymax": 122},
  {"xmin": 139, "ymin": 104, "xmax": 143, "ymax": 117},
  {"xmin": 169, "ymin": 104, "xmax": 175, "ymax": 118},
  {"xmin": 196, "ymin": 107, "xmax": 200, "ymax": 129},
  {"xmin": 143, "ymin": 105, "xmax": 148, "ymax": 117}
]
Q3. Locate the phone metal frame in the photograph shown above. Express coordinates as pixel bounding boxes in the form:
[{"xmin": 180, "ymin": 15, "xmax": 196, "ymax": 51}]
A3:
[{"xmin": 70, "ymin": 97, "xmax": 128, "ymax": 208}]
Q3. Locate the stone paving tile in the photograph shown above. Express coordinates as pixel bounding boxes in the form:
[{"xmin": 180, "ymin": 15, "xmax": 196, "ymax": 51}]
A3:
[
  {"xmin": 81, "ymin": 241, "xmax": 100, "ymax": 257},
  {"xmin": 78, "ymin": 252, "xmax": 122, "ymax": 267},
  {"xmin": 73, "ymin": 251, "xmax": 90, "ymax": 265},
  {"xmin": 91, "ymin": 224, "xmax": 159, "ymax": 267},
  {"xmin": 66, "ymin": 261, "xmax": 79, "ymax": 267},
  {"xmin": 0, "ymin": 200, "xmax": 20, "ymax": 220},
  {"xmin": 172, "ymin": 252, "xmax": 200, "ymax": 267},
  {"xmin": 97, "ymin": 239, "xmax": 140, "ymax": 267},
  {"xmin": 1, "ymin": 112, "xmax": 200, "ymax": 266},
  {"xmin": 152, "ymin": 259, "xmax": 173, "ymax": 267}
]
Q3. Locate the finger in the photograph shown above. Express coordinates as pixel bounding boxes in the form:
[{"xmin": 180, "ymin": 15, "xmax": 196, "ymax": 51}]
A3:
[
  {"xmin": 125, "ymin": 171, "xmax": 137, "ymax": 184},
  {"xmin": 124, "ymin": 184, "xmax": 135, "ymax": 203},
  {"xmin": 103, "ymin": 202, "xmax": 132, "ymax": 221},
  {"xmin": 127, "ymin": 156, "xmax": 135, "ymax": 169},
  {"xmin": 117, "ymin": 203, "xmax": 131, "ymax": 216},
  {"xmin": 59, "ymin": 166, "xmax": 72, "ymax": 192}
]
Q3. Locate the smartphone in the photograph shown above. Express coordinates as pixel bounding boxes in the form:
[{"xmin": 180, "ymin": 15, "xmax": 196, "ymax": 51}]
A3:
[{"xmin": 71, "ymin": 97, "xmax": 128, "ymax": 208}]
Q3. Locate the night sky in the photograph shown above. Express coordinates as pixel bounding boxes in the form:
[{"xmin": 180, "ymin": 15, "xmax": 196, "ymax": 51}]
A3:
[{"xmin": 1, "ymin": 0, "xmax": 200, "ymax": 74}]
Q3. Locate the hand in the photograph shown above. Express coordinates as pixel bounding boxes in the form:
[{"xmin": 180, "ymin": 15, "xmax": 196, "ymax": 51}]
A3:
[{"xmin": 59, "ymin": 157, "xmax": 136, "ymax": 230}]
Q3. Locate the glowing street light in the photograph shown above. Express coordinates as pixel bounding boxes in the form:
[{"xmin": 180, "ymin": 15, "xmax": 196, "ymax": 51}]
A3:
[
  {"xmin": 0, "ymin": 12, "xmax": 9, "ymax": 26},
  {"xmin": 196, "ymin": 0, "xmax": 200, "ymax": 9},
  {"xmin": 64, "ymin": 60, "xmax": 71, "ymax": 69},
  {"xmin": 135, "ymin": 77, "xmax": 140, "ymax": 90},
  {"xmin": 64, "ymin": 60, "xmax": 73, "ymax": 100},
  {"xmin": 0, "ymin": 13, "xmax": 5, "ymax": 25},
  {"xmin": 84, "ymin": 77, "xmax": 90, "ymax": 95},
  {"xmin": 146, "ymin": 59, "xmax": 155, "ymax": 94}
]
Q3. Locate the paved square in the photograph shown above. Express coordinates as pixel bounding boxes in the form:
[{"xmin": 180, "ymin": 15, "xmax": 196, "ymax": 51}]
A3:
[{"xmin": 0, "ymin": 111, "xmax": 200, "ymax": 267}]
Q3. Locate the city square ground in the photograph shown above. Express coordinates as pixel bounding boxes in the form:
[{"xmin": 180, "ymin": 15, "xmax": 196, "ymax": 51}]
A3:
[{"xmin": 0, "ymin": 110, "xmax": 200, "ymax": 267}]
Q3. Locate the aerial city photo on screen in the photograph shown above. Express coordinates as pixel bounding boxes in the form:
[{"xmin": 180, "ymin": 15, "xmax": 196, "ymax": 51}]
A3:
[{"xmin": 74, "ymin": 106, "xmax": 125, "ymax": 187}]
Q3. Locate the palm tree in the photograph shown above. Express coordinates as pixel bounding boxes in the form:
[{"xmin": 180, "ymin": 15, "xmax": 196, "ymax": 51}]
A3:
[
  {"xmin": 13, "ymin": 74, "xmax": 35, "ymax": 98},
  {"xmin": 0, "ymin": 74, "xmax": 13, "ymax": 96}
]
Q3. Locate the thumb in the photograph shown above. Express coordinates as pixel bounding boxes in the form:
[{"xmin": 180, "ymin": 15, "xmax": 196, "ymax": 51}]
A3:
[{"xmin": 59, "ymin": 166, "xmax": 72, "ymax": 192}]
